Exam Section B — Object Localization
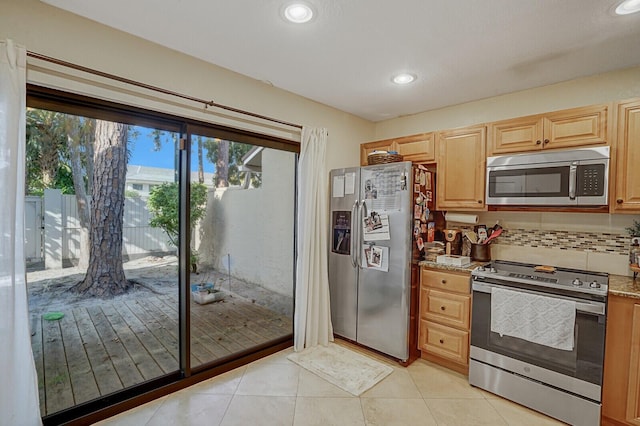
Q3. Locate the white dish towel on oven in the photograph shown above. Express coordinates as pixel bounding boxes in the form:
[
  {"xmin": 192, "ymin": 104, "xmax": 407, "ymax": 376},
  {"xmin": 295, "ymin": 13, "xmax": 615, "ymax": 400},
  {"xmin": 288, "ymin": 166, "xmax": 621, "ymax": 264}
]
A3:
[{"xmin": 490, "ymin": 287, "xmax": 576, "ymax": 351}]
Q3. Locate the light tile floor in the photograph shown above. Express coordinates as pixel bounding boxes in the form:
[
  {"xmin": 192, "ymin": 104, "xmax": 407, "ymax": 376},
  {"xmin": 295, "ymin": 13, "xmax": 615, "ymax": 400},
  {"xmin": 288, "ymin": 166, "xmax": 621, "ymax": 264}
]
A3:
[{"xmin": 94, "ymin": 341, "xmax": 566, "ymax": 425}]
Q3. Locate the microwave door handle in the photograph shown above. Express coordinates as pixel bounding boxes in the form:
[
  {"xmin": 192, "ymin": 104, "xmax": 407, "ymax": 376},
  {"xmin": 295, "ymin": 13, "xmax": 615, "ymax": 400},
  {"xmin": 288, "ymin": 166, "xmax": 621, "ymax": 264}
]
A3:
[{"xmin": 569, "ymin": 164, "xmax": 577, "ymax": 200}]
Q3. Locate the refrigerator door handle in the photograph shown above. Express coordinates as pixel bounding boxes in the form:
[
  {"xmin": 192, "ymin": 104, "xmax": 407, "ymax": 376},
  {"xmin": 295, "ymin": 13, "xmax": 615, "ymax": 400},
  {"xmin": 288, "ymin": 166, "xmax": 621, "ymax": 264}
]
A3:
[
  {"xmin": 357, "ymin": 200, "xmax": 368, "ymax": 268},
  {"xmin": 350, "ymin": 200, "xmax": 358, "ymax": 268}
]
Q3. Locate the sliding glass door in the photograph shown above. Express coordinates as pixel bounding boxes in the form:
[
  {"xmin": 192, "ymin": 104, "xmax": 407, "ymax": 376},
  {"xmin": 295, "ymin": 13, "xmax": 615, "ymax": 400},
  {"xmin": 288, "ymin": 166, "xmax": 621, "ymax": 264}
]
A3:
[
  {"xmin": 187, "ymin": 132, "xmax": 295, "ymax": 369},
  {"xmin": 25, "ymin": 87, "xmax": 296, "ymax": 424},
  {"xmin": 26, "ymin": 109, "xmax": 181, "ymax": 416}
]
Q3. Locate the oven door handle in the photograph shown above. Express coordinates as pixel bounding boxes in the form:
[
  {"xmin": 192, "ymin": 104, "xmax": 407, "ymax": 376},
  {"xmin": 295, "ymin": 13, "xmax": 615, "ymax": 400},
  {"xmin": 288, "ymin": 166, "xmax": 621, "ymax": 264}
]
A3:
[{"xmin": 472, "ymin": 281, "xmax": 606, "ymax": 315}]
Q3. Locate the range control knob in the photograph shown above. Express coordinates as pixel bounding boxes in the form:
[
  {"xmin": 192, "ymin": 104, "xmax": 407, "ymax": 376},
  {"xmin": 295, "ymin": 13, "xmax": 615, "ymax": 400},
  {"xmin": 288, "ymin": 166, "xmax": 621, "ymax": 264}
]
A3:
[
  {"xmin": 572, "ymin": 278, "xmax": 584, "ymax": 287},
  {"xmin": 490, "ymin": 267, "xmax": 497, "ymax": 273},
  {"xmin": 589, "ymin": 280, "xmax": 601, "ymax": 288},
  {"xmin": 477, "ymin": 265, "xmax": 485, "ymax": 272}
]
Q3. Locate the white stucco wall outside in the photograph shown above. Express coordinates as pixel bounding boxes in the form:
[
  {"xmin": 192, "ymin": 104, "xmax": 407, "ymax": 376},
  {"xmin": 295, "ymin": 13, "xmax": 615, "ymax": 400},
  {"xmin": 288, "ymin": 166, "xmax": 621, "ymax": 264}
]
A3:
[{"xmin": 197, "ymin": 149, "xmax": 296, "ymax": 296}]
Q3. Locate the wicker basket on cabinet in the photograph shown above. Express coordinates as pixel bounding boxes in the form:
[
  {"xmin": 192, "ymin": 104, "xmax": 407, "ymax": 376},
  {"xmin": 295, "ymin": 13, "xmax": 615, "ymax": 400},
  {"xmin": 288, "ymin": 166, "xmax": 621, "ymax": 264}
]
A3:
[{"xmin": 367, "ymin": 152, "xmax": 403, "ymax": 165}]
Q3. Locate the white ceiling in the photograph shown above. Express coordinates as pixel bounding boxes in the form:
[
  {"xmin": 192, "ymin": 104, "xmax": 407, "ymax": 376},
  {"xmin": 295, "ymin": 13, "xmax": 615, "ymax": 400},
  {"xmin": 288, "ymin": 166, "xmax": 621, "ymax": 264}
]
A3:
[{"xmin": 43, "ymin": 0, "xmax": 640, "ymax": 122}]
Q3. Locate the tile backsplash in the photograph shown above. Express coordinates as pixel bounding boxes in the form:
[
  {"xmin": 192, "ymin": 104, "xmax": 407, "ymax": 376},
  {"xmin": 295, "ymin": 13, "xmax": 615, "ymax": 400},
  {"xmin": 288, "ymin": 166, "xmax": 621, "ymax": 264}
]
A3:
[
  {"xmin": 497, "ymin": 228, "xmax": 629, "ymax": 256},
  {"xmin": 448, "ymin": 211, "xmax": 640, "ymax": 277}
]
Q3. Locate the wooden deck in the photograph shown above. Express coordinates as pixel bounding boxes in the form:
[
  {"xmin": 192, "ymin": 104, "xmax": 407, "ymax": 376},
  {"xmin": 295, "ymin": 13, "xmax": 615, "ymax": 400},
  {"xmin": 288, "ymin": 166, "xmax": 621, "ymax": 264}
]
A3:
[{"xmin": 31, "ymin": 292, "xmax": 292, "ymax": 416}]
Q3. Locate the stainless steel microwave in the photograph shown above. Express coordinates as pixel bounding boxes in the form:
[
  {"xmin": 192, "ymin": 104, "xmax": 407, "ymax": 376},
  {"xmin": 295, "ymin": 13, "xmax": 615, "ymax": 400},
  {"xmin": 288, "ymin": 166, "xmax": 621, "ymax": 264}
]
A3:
[{"xmin": 486, "ymin": 146, "xmax": 609, "ymax": 206}]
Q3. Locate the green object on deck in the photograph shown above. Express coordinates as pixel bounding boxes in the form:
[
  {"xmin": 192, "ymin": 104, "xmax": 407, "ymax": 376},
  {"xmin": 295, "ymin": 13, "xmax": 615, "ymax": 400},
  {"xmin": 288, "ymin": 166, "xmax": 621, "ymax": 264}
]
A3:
[{"xmin": 43, "ymin": 312, "xmax": 64, "ymax": 321}]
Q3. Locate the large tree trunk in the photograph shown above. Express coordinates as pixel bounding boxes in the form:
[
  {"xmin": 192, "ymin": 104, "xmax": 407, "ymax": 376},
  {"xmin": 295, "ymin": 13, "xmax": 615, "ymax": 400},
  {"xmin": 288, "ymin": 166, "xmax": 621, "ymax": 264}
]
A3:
[
  {"xmin": 69, "ymin": 136, "xmax": 91, "ymax": 269},
  {"xmin": 39, "ymin": 112, "xmax": 64, "ymax": 187},
  {"xmin": 66, "ymin": 117, "xmax": 95, "ymax": 269},
  {"xmin": 216, "ymin": 139, "xmax": 229, "ymax": 188},
  {"xmin": 197, "ymin": 136, "xmax": 204, "ymax": 184},
  {"xmin": 73, "ymin": 120, "xmax": 131, "ymax": 297}
]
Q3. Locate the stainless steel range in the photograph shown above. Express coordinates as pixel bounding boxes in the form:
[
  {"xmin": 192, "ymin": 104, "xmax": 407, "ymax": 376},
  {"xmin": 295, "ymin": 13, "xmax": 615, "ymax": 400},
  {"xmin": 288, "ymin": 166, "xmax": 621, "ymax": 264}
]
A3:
[{"xmin": 468, "ymin": 260, "xmax": 608, "ymax": 426}]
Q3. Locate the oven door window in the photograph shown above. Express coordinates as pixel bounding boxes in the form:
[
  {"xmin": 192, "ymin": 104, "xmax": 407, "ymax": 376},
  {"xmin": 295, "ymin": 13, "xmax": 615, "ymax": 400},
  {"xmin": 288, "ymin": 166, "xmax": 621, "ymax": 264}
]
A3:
[
  {"xmin": 471, "ymin": 290, "xmax": 606, "ymax": 385},
  {"xmin": 488, "ymin": 166, "xmax": 570, "ymax": 198}
]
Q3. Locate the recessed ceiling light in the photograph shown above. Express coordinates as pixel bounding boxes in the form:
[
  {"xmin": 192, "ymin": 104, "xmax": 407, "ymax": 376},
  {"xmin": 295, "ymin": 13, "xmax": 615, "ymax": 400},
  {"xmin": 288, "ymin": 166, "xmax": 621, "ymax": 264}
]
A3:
[
  {"xmin": 392, "ymin": 73, "xmax": 417, "ymax": 85},
  {"xmin": 283, "ymin": 3, "xmax": 314, "ymax": 23},
  {"xmin": 615, "ymin": 0, "xmax": 640, "ymax": 15}
]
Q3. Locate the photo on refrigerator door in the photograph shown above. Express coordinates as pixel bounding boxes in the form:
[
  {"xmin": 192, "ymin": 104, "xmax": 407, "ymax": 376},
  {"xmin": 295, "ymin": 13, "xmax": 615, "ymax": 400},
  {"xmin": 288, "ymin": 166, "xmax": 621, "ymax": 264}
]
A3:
[
  {"xmin": 363, "ymin": 245, "xmax": 388, "ymax": 271},
  {"xmin": 363, "ymin": 212, "xmax": 390, "ymax": 241},
  {"xmin": 332, "ymin": 211, "xmax": 351, "ymax": 255}
]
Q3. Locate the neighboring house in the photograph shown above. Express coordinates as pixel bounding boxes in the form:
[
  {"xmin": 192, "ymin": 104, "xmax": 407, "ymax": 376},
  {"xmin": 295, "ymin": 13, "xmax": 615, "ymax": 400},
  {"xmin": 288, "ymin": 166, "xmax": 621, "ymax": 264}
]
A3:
[
  {"xmin": 239, "ymin": 146, "xmax": 263, "ymax": 188},
  {"xmin": 126, "ymin": 165, "xmax": 215, "ymax": 196}
]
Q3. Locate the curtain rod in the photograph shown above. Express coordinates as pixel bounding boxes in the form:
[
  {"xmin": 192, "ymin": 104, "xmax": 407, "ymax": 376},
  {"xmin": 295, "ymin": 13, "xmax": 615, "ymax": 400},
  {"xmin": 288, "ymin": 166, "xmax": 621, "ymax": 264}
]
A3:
[{"xmin": 26, "ymin": 51, "xmax": 303, "ymax": 130}]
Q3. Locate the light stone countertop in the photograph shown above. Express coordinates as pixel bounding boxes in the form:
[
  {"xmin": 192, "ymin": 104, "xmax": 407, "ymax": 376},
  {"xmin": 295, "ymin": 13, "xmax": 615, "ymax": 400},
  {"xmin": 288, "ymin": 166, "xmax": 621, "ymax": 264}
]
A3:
[
  {"xmin": 418, "ymin": 260, "xmax": 485, "ymax": 274},
  {"xmin": 608, "ymin": 274, "xmax": 640, "ymax": 300}
]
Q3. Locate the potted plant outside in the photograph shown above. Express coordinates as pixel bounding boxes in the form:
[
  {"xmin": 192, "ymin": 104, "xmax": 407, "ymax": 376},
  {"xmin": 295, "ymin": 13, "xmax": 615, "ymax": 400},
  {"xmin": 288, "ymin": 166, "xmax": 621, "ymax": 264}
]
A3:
[
  {"xmin": 190, "ymin": 250, "xmax": 199, "ymax": 274},
  {"xmin": 191, "ymin": 282, "xmax": 225, "ymax": 304}
]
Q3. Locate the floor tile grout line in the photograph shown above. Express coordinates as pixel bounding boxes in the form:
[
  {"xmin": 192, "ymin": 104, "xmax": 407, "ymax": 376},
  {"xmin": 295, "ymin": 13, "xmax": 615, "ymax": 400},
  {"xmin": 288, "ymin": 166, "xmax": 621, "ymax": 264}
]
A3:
[{"xmin": 213, "ymin": 393, "xmax": 234, "ymax": 426}]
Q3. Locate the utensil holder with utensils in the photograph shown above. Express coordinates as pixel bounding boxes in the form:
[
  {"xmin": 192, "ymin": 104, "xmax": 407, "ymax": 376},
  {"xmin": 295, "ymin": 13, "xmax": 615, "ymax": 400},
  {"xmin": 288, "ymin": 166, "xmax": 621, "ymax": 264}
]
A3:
[{"xmin": 470, "ymin": 243, "xmax": 491, "ymax": 262}]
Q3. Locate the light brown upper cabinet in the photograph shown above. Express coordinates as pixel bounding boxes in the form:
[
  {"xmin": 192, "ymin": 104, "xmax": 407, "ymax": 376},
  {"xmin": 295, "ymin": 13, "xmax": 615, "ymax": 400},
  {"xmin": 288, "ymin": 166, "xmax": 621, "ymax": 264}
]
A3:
[
  {"xmin": 360, "ymin": 133, "xmax": 435, "ymax": 166},
  {"xmin": 436, "ymin": 126, "xmax": 486, "ymax": 210},
  {"xmin": 612, "ymin": 99, "xmax": 640, "ymax": 213},
  {"xmin": 488, "ymin": 104, "xmax": 609, "ymax": 155}
]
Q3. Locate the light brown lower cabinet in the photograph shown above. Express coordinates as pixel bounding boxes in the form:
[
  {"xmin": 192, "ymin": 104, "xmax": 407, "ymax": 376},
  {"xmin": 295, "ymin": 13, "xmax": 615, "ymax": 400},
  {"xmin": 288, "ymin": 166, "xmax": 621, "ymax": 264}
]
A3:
[
  {"xmin": 602, "ymin": 294, "xmax": 640, "ymax": 426},
  {"xmin": 418, "ymin": 267, "xmax": 471, "ymax": 374}
]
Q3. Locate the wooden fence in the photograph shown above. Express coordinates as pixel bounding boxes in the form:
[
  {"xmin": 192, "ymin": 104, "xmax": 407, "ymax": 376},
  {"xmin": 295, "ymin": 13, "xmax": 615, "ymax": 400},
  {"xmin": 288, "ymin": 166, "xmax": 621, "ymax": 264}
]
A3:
[{"xmin": 34, "ymin": 189, "xmax": 173, "ymax": 268}]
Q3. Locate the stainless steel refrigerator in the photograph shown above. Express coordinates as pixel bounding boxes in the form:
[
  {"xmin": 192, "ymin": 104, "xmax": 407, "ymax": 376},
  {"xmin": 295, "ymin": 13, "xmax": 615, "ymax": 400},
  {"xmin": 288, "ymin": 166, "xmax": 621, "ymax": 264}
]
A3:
[{"xmin": 328, "ymin": 161, "xmax": 413, "ymax": 361}]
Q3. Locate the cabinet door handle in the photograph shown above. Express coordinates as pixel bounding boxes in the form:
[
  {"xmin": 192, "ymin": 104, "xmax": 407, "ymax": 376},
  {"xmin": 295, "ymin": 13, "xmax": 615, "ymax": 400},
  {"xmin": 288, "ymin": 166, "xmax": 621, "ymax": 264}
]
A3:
[
  {"xmin": 536, "ymin": 140, "xmax": 542, "ymax": 145},
  {"xmin": 441, "ymin": 279, "xmax": 447, "ymax": 284},
  {"xmin": 439, "ymin": 339, "xmax": 444, "ymax": 344},
  {"xmin": 440, "ymin": 306, "xmax": 446, "ymax": 311},
  {"xmin": 616, "ymin": 199, "xmax": 624, "ymax": 204},
  {"xmin": 478, "ymin": 200, "xmax": 482, "ymax": 204},
  {"xmin": 544, "ymin": 139, "xmax": 549, "ymax": 144}
]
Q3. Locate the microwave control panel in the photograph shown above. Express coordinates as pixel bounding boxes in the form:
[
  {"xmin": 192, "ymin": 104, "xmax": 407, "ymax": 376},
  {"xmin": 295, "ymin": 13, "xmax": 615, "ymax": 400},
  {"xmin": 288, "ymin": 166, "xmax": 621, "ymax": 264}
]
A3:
[{"xmin": 577, "ymin": 164, "xmax": 605, "ymax": 196}]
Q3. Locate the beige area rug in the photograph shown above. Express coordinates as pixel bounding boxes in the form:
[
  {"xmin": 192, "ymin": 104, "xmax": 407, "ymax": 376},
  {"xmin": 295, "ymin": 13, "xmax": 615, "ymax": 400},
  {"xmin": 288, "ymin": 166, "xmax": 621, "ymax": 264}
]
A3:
[{"xmin": 287, "ymin": 343, "xmax": 393, "ymax": 396}]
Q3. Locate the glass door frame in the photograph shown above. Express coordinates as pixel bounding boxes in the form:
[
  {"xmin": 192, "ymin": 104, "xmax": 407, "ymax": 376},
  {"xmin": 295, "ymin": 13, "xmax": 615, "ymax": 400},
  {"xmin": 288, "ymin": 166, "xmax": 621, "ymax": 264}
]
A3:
[{"xmin": 27, "ymin": 85, "xmax": 298, "ymax": 425}]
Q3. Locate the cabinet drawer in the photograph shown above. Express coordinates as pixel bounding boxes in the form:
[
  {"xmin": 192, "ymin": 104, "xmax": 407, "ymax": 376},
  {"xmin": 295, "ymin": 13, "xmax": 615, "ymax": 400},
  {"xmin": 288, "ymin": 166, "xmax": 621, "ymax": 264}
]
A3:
[
  {"xmin": 420, "ymin": 320, "xmax": 469, "ymax": 365},
  {"xmin": 421, "ymin": 288, "xmax": 470, "ymax": 329},
  {"xmin": 422, "ymin": 269, "xmax": 470, "ymax": 294}
]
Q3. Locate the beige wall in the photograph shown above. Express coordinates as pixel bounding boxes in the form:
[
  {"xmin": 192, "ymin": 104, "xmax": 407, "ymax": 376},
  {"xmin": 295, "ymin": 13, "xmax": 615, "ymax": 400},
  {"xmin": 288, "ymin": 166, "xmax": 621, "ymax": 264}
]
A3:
[
  {"xmin": 374, "ymin": 69, "xmax": 640, "ymax": 276},
  {"xmin": 4, "ymin": 0, "xmax": 639, "ymax": 278},
  {"xmin": 1, "ymin": 0, "xmax": 374, "ymax": 172},
  {"xmin": 374, "ymin": 66, "xmax": 640, "ymax": 139}
]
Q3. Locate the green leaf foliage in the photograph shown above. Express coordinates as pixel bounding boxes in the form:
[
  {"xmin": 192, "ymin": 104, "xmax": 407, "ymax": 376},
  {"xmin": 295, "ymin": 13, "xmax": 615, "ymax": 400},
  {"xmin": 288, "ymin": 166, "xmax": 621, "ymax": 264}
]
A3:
[
  {"xmin": 627, "ymin": 220, "xmax": 640, "ymax": 237},
  {"xmin": 202, "ymin": 139, "xmax": 261, "ymax": 187},
  {"xmin": 147, "ymin": 182, "xmax": 208, "ymax": 247}
]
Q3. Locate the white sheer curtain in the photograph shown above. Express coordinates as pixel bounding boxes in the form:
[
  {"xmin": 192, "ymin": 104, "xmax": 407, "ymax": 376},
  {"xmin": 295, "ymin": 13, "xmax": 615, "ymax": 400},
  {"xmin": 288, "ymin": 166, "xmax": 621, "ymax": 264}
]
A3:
[
  {"xmin": 294, "ymin": 127, "xmax": 333, "ymax": 351},
  {"xmin": 0, "ymin": 40, "xmax": 42, "ymax": 425}
]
